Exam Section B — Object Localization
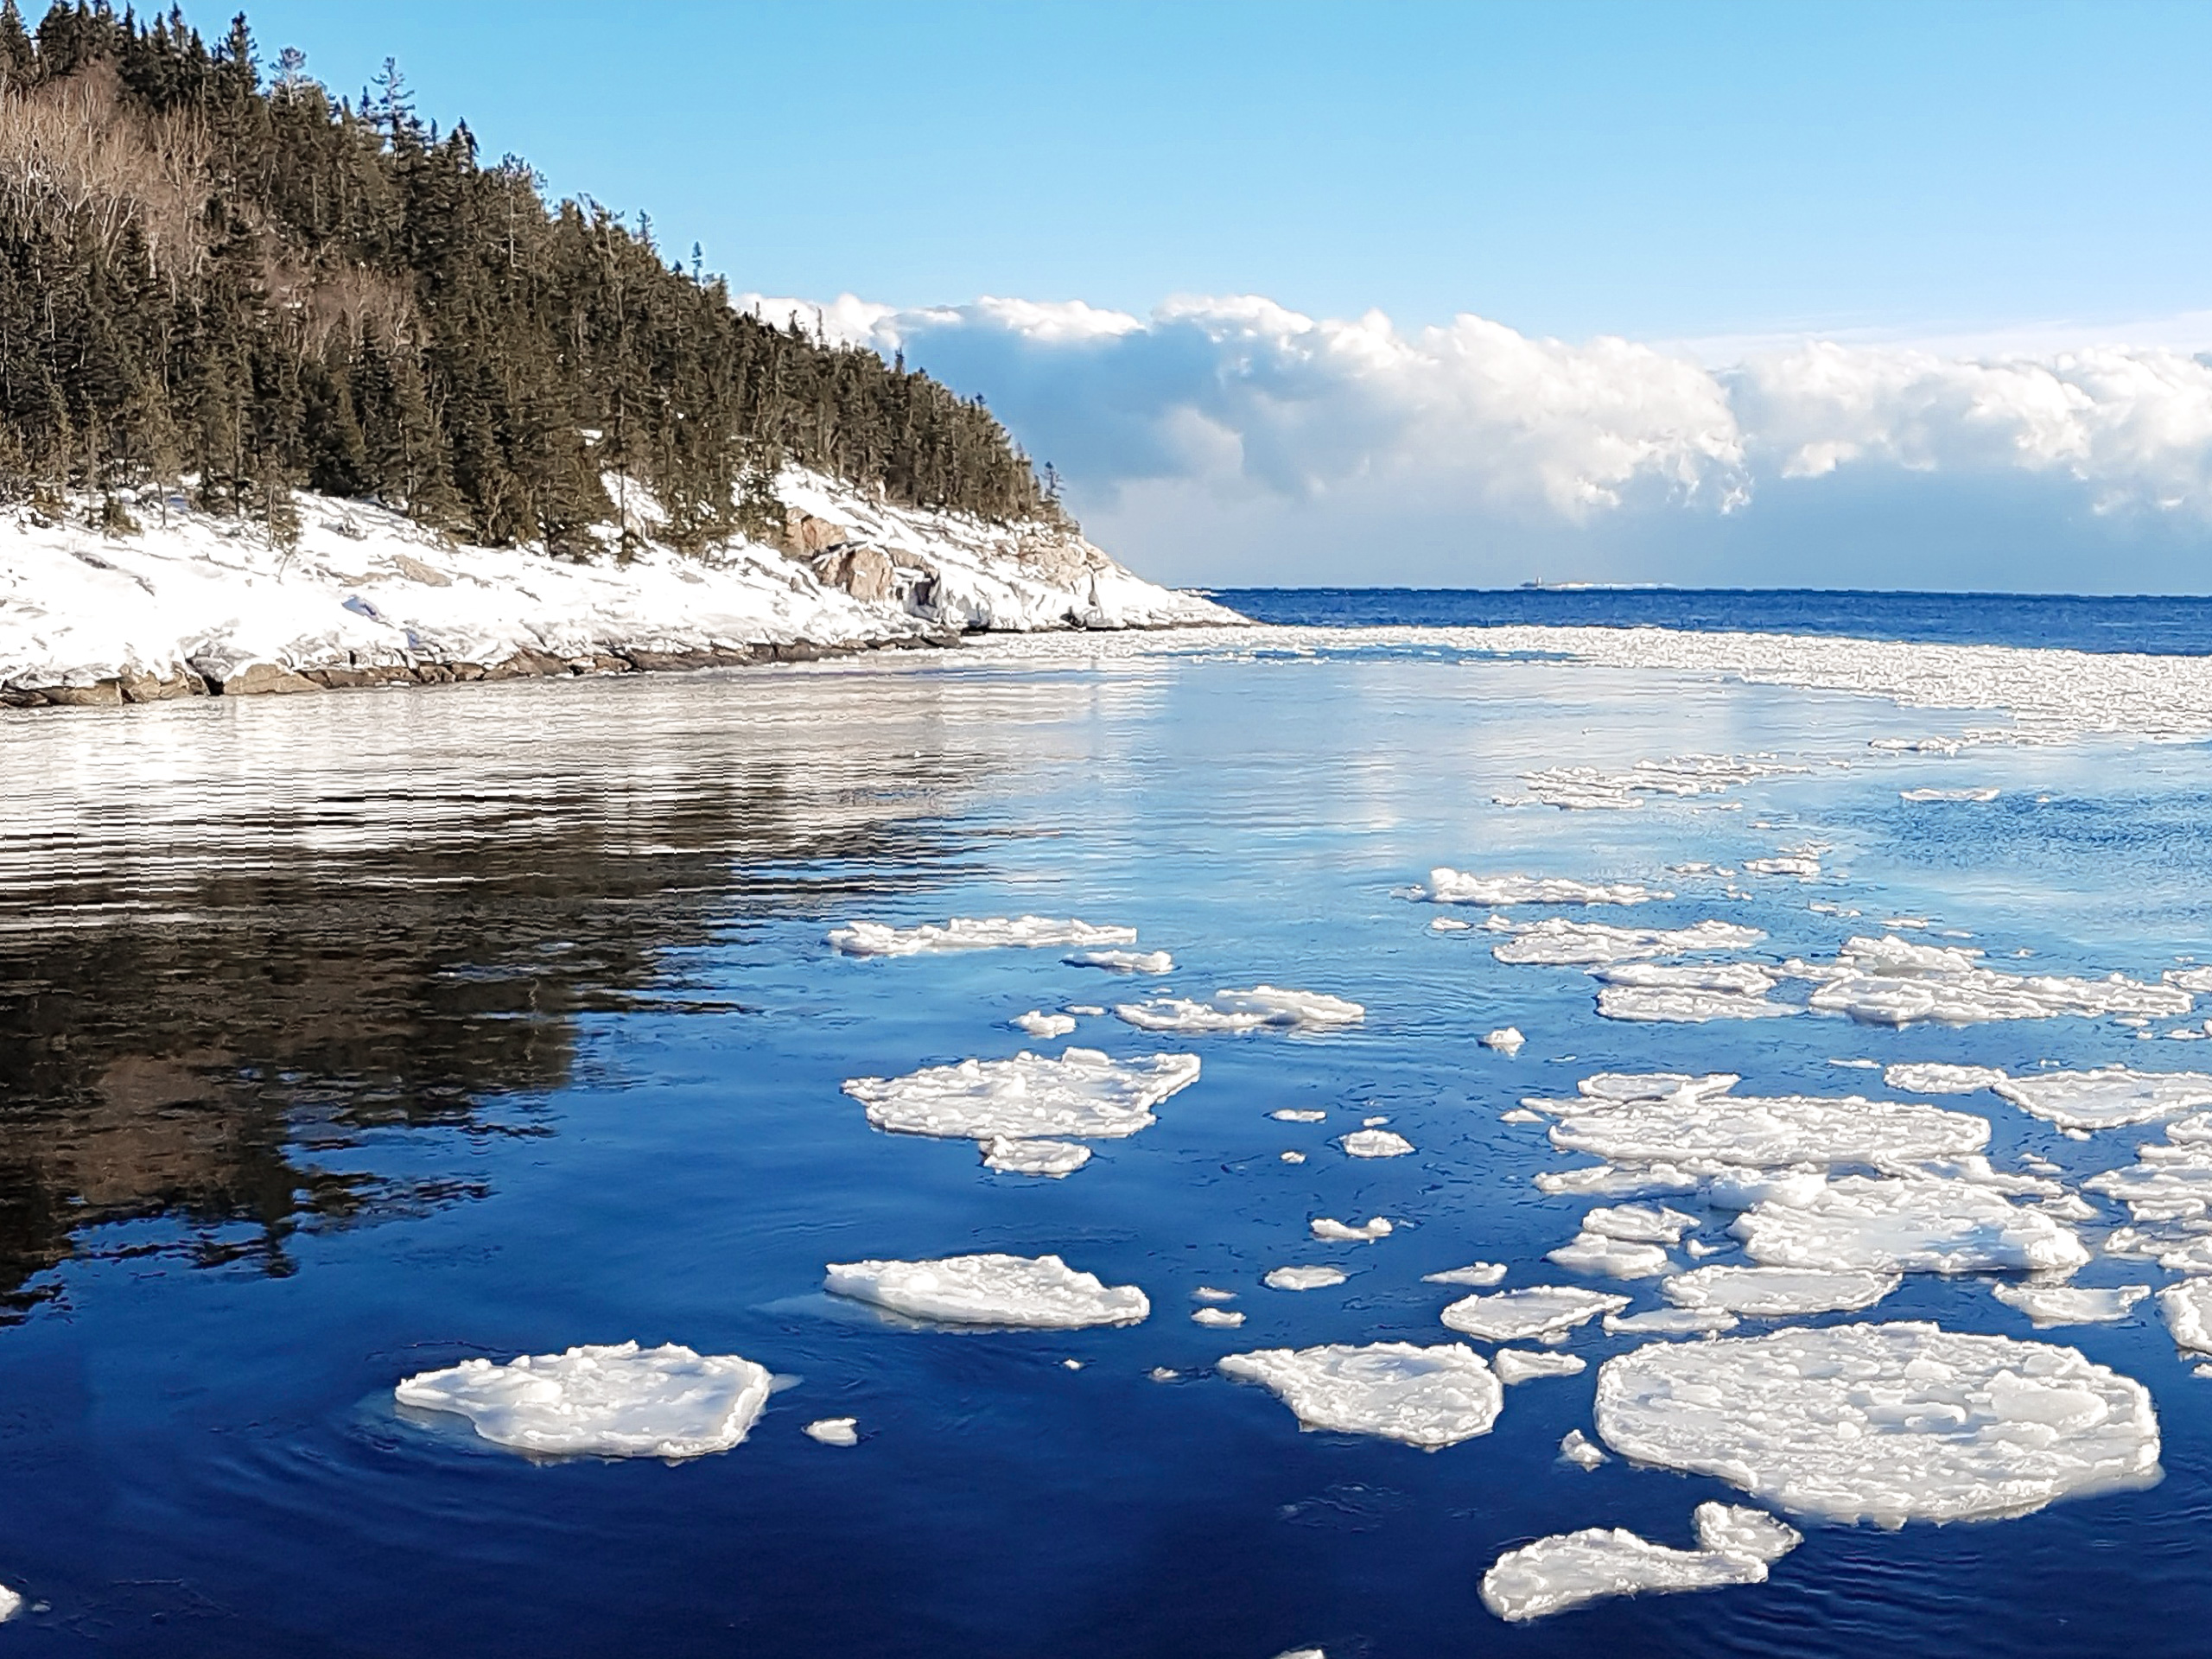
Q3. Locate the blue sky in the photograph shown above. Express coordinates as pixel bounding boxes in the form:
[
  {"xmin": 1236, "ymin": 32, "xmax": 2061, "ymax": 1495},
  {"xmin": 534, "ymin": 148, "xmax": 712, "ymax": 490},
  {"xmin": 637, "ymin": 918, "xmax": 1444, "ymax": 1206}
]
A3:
[{"xmin": 211, "ymin": 1, "xmax": 2212, "ymax": 588}]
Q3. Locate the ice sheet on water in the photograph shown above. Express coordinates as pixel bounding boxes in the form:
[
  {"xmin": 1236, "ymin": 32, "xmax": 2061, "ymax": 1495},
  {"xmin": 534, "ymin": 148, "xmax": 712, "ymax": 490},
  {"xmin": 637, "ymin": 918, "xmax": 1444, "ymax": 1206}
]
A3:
[
  {"xmin": 1663, "ymin": 1265, "xmax": 1900, "ymax": 1317},
  {"xmin": 1218, "ymin": 1342, "xmax": 1503, "ymax": 1448},
  {"xmin": 1589, "ymin": 963, "xmax": 1777, "ymax": 995},
  {"xmin": 980, "ymin": 1136, "xmax": 1092, "ymax": 1177},
  {"xmin": 1341, "ymin": 1128, "xmax": 1415, "ymax": 1159},
  {"xmin": 1781, "ymin": 935, "xmax": 2192, "ymax": 1026},
  {"xmin": 1271, "ymin": 1108, "xmax": 1329, "ymax": 1122},
  {"xmin": 1482, "ymin": 1027, "xmax": 1527, "ymax": 1053},
  {"xmin": 2084, "ymin": 1123, "xmax": 2212, "ymax": 1239},
  {"xmin": 828, "ymin": 917, "xmax": 1138, "ymax": 957},
  {"xmin": 1597, "ymin": 1321, "xmax": 2160, "ymax": 1525},
  {"xmin": 1885, "ymin": 1062, "xmax": 2009, "ymax": 1095},
  {"xmin": 1582, "ymin": 1203, "xmax": 1699, "ymax": 1243},
  {"xmin": 1605, "ymin": 1306, "xmax": 1741, "ymax": 1335},
  {"xmin": 1991, "ymin": 1067, "xmax": 2212, "ymax": 1131},
  {"xmin": 2170, "ymin": 967, "xmax": 2212, "ymax": 994},
  {"xmin": 1494, "ymin": 1349, "xmax": 1588, "ymax": 1385},
  {"xmin": 1548, "ymin": 1232, "xmax": 1673, "ymax": 1279},
  {"xmin": 843, "ymin": 1048, "xmax": 1201, "ymax": 1147},
  {"xmin": 1311, "ymin": 1217, "xmax": 1394, "ymax": 1242},
  {"xmin": 1732, "ymin": 1176, "xmax": 2088, "ymax": 1274},
  {"xmin": 1992, "ymin": 1282, "xmax": 2149, "ymax": 1327},
  {"xmin": 1481, "ymin": 1502, "xmax": 1800, "ymax": 1624},
  {"xmin": 1422, "ymin": 1262, "xmax": 1509, "ymax": 1287},
  {"xmin": 1440, "ymin": 1286, "xmax": 1630, "ymax": 1342},
  {"xmin": 1011, "ymin": 1010, "xmax": 1077, "ymax": 1039},
  {"xmin": 1507, "ymin": 754, "xmax": 1808, "ymax": 812},
  {"xmin": 1745, "ymin": 855, "xmax": 1821, "ymax": 879},
  {"xmin": 393, "ymin": 1342, "xmax": 773, "ymax": 1459},
  {"xmin": 1265, "ymin": 1266, "xmax": 1349, "ymax": 1291},
  {"xmin": 1065, "ymin": 948, "xmax": 1174, "ymax": 974},
  {"xmin": 1901, "ymin": 787, "xmax": 2001, "ymax": 802},
  {"xmin": 1595, "ymin": 984, "xmax": 1798, "ymax": 1023},
  {"xmin": 804, "ymin": 1417, "xmax": 859, "ymax": 1446},
  {"xmin": 2158, "ymin": 1280, "xmax": 2212, "ymax": 1353},
  {"xmin": 1115, "ymin": 986, "xmax": 1364, "ymax": 1033},
  {"xmin": 823, "ymin": 1254, "xmax": 1149, "ymax": 1328},
  {"xmin": 1536, "ymin": 1080, "xmax": 1989, "ymax": 1172},
  {"xmin": 1420, "ymin": 869, "xmax": 1671, "ymax": 906},
  {"xmin": 1493, "ymin": 918, "xmax": 1765, "ymax": 966}
]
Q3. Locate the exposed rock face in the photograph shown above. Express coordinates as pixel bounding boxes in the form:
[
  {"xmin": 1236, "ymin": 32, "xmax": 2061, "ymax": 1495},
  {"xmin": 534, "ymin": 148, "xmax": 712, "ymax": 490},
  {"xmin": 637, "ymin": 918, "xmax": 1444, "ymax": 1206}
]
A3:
[
  {"xmin": 782, "ymin": 510, "xmax": 851, "ymax": 557},
  {"xmin": 195, "ymin": 660, "xmax": 321, "ymax": 696},
  {"xmin": 812, "ymin": 544, "xmax": 896, "ymax": 602},
  {"xmin": 119, "ymin": 664, "xmax": 207, "ymax": 702}
]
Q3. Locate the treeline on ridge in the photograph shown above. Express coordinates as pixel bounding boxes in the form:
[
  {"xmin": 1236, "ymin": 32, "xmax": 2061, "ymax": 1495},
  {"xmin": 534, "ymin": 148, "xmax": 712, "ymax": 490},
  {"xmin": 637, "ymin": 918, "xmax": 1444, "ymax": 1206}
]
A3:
[{"xmin": 0, "ymin": 2, "xmax": 1056, "ymax": 552}]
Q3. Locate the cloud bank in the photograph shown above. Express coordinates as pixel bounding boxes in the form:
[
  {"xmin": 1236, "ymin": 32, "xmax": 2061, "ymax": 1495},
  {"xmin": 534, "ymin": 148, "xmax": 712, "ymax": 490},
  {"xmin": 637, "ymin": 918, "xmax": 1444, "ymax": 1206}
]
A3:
[{"xmin": 741, "ymin": 291, "xmax": 2212, "ymax": 590}]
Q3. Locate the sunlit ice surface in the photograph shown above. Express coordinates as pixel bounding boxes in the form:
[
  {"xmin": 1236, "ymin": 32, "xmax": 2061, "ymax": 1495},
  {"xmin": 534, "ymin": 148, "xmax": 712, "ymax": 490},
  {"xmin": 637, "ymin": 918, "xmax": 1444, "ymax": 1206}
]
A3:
[{"xmin": 3, "ymin": 613, "xmax": 2212, "ymax": 1653}]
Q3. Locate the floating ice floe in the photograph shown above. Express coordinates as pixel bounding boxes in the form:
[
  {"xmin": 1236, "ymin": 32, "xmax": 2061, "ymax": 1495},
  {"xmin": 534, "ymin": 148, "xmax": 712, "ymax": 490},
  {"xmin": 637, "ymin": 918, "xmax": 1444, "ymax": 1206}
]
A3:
[
  {"xmin": 1065, "ymin": 947, "xmax": 1174, "ymax": 974},
  {"xmin": 2158, "ymin": 1280, "xmax": 2212, "ymax": 1353},
  {"xmin": 1492, "ymin": 918, "xmax": 1765, "ymax": 967},
  {"xmin": 1992, "ymin": 1282, "xmax": 2149, "ymax": 1327},
  {"xmin": 1265, "ymin": 1266, "xmax": 1349, "ymax": 1291},
  {"xmin": 1594, "ymin": 1321, "xmax": 2161, "ymax": 1525},
  {"xmin": 1505, "ymin": 754, "xmax": 1808, "ymax": 812},
  {"xmin": 828, "ymin": 917, "xmax": 1138, "ymax": 957},
  {"xmin": 1744, "ymin": 854, "xmax": 1821, "ymax": 879},
  {"xmin": 1662, "ymin": 1265, "xmax": 1900, "ymax": 1317},
  {"xmin": 1559, "ymin": 1428, "xmax": 1608, "ymax": 1468},
  {"xmin": 1271, "ymin": 1108, "xmax": 1329, "ymax": 1122},
  {"xmin": 1778, "ymin": 935, "xmax": 2193, "ymax": 1027},
  {"xmin": 842, "ymin": 1048, "xmax": 1201, "ymax": 1170},
  {"xmin": 1341, "ymin": 1128, "xmax": 1414, "ymax": 1159},
  {"xmin": 804, "ymin": 1417, "xmax": 859, "ymax": 1446},
  {"xmin": 1218, "ymin": 1342, "xmax": 1503, "ymax": 1447},
  {"xmin": 1901, "ymin": 786, "xmax": 2001, "ymax": 803},
  {"xmin": 1192, "ymin": 1307, "xmax": 1246, "ymax": 1328},
  {"xmin": 2085, "ymin": 1121, "xmax": 2212, "ymax": 1257},
  {"xmin": 1582, "ymin": 1203, "xmax": 1700, "ymax": 1243},
  {"xmin": 1280, "ymin": 1150, "xmax": 1307, "ymax": 1164},
  {"xmin": 1422, "ymin": 1262, "xmax": 1508, "ymax": 1287},
  {"xmin": 1494, "ymin": 1349, "xmax": 1587, "ymax": 1385},
  {"xmin": 1311, "ymin": 1217, "xmax": 1394, "ymax": 1242},
  {"xmin": 1733, "ymin": 1176, "xmax": 2089, "ymax": 1274},
  {"xmin": 1480, "ymin": 1503, "xmax": 1802, "ymax": 1623},
  {"xmin": 1440, "ymin": 1286, "xmax": 1630, "ymax": 1342},
  {"xmin": 1432, "ymin": 916, "xmax": 1473, "ymax": 931},
  {"xmin": 1011, "ymin": 1010, "xmax": 1078, "ymax": 1039},
  {"xmin": 1591, "ymin": 961, "xmax": 1796, "ymax": 1023},
  {"xmin": 1990, "ymin": 1067, "xmax": 2212, "ymax": 1132},
  {"xmin": 980, "ymin": 1135, "xmax": 1092, "ymax": 1176},
  {"xmin": 393, "ymin": 1342, "xmax": 773, "ymax": 1459},
  {"xmin": 1481, "ymin": 1026, "xmax": 1527, "ymax": 1053},
  {"xmin": 1884, "ymin": 1062, "xmax": 2010, "ymax": 1095},
  {"xmin": 1548, "ymin": 1233, "xmax": 1673, "ymax": 1279},
  {"xmin": 1193, "ymin": 1286, "xmax": 1237, "ymax": 1303},
  {"xmin": 1605, "ymin": 1306, "xmax": 1739, "ymax": 1336},
  {"xmin": 1065, "ymin": 1003, "xmax": 1106, "ymax": 1016},
  {"xmin": 1115, "ymin": 986, "xmax": 1364, "ymax": 1034},
  {"xmin": 1420, "ymin": 869, "xmax": 1671, "ymax": 906},
  {"xmin": 823, "ymin": 1254, "xmax": 1149, "ymax": 1328},
  {"xmin": 2170, "ymin": 966, "xmax": 2212, "ymax": 994}
]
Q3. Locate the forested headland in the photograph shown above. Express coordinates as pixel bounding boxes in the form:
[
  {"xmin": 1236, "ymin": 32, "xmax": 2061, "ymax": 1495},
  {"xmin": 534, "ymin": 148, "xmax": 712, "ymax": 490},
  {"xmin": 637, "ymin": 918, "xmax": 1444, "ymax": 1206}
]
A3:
[{"xmin": 0, "ymin": 3, "xmax": 1056, "ymax": 553}]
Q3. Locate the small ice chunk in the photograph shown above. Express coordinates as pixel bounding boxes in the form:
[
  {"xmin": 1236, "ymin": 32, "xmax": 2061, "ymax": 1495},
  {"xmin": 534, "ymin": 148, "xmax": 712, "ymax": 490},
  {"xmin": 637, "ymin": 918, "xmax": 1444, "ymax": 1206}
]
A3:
[
  {"xmin": 844, "ymin": 1048, "xmax": 1201, "ymax": 1145},
  {"xmin": 823, "ymin": 1254, "xmax": 1149, "ymax": 1328},
  {"xmin": 1066, "ymin": 1003, "xmax": 1106, "ymax": 1016},
  {"xmin": 1280, "ymin": 1150, "xmax": 1307, "ymax": 1164},
  {"xmin": 1192, "ymin": 1306, "xmax": 1247, "ymax": 1328},
  {"xmin": 1548, "ymin": 1232, "xmax": 1673, "ymax": 1279},
  {"xmin": 0, "ymin": 1586, "xmax": 19, "ymax": 1622},
  {"xmin": 1011, "ymin": 1010, "xmax": 1078, "ymax": 1039},
  {"xmin": 1423, "ymin": 1262, "xmax": 1508, "ymax": 1287},
  {"xmin": 1150, "ymin": 1367, "xmax": 1180, "ymax": 1382},
  {"xmin": 1594, "ymin": 1321, "xmax": 2162, "ymax": 1525},
  {"xmin": 1362, "ymin": 1115, "xmax": 1390, "ymax": 1127},
  {"xmin": 2158, "ymin": 1279, "xmax": 2212, "ymax": 1354},
  {"xmin": 1582, "ymin": 1203, "xmax": 1699, "ymax": 1243},
  {"xmin": 1482, "ymin": 1027, "xmax": 1527, "ymax": 1053},
  {"xmin": 829, "ymin": 917, "xmax": 1137, "ymax": 957},
  {"xmin": 1264, "ymin": 1265, "xmax": 1349, "ymax": 1292},
  {"xmin": 980, "ymin": 1135, "xmax": 1091, "ymax": 1177},
  {"xmin": 1745, "ymin": 855, "xmax": 1821, "ymax": 878},
  {"xmin": 394, "ymin": 1342, "xmax": 773, "ymax": 1459},
  {"xmin": 1993, "ymin": 1282, "xmax": 2149, "ymax": 1327},
  {"xmin": 1733, "ymin": 1176, "xmax": 2089, "ymax": 1274},
  {"xmin": 1270, "ymin": 1108, "xmax": 1328, "ymax": 1122},
  {"xmin": 2169, "ymin": 966, "xmax": 2212, "ymax": 994},
  {"xmin": 1492, "ymin": 918, "xmax": 1765, "ymax": 966},
  {"xmin": 1663, "ymin": 1265, "xmax": 1900, "ymax": 1317},
  {"xmin": 1116, "ymin": 985, "xmax": 1364, "ymax": 1033},
  {"xmin": 1342, "ymin": 1128, "xmax": 1415, "ymax": 1158},
  {"xmin": 1421, "ymin": 869, "xmax": 1671, "ymax": 906},
  {"xmin": 1219, "ymin": 1342, "xmax": 1503, "ymax": 1447},
  {"xmin": 1311, "ymin": 1216, "xmax": 1395, "ymax": 1242},
  {"xmin": 1900, "ymin": 786, "xmax": 2001, "ymax": 802},
  {"xmin": 804, "ymin": 1417, "xmax": 859, "ymax": 1446},
  {"xmin": 1992, "ymin": 1067, "xmax": 2212, "ymax": 1132},
  {"xmin": 1494, "ymin": 1349, "xmax": 1588, "ymax": 1385},
  {"xmin": 1193, "ymin": 1286, "xmax": 1237, "ymax": 1303},
  {"xmin": 1480, "ymin": 1502, "xmax": 1801, "ymax": 1623},
  {"xmin": 1885, "ymin": 1062, "xmax": 2009, "ymax": 1095},
  {"xmin": 1604, "ymin": 1306, "xmax": 1740, "ymax": 1335},
  {"xmin": 1064, "ymin": 947, "xmax": 1174, "ymax": 974},
  {"xmin": 1440, "ymin": 1285, "xmax": 1630, "ymax": 1342},
  {"xmin": 1432, "ymin": 916, "xmax": 1473, "ymax": 931},
  {"xmin": 1560, "ymin": 1427, "xmax": 1608, "ymax": 1468},
  {"xmin": 1500, "ymin": 1107, "xmax": 1544, "ymax": 1123}
]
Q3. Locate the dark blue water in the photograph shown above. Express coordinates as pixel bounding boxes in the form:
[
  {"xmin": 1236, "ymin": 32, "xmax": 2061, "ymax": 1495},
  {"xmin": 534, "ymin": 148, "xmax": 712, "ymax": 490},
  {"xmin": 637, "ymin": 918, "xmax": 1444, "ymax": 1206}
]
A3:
[{"xmin": 1217, "ymin": 587, "xmax": 2212, "ymax": 654}]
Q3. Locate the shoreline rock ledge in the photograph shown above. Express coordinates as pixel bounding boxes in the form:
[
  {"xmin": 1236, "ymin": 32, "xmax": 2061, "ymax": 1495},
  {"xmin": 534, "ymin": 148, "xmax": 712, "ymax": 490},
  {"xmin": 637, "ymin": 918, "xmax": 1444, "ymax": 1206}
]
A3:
[{"xmin": 2, "ymin": 466, "xmax": 1243, "ymax": 709}]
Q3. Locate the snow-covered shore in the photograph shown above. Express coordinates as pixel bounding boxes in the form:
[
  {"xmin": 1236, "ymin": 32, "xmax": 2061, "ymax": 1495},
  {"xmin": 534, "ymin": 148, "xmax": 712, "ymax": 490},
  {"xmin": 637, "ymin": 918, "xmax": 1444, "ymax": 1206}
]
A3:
[{"xmin": 0, "ymin": 467, "xmax": 1242, "ymax": 707}]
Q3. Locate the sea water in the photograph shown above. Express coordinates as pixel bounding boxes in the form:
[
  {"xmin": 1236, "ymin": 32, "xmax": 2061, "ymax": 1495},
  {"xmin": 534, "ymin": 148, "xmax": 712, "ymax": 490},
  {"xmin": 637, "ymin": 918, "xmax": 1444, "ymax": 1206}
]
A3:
[{"xmin": 3, "ymin": 595, "xmax": 2212, "ymax": 1654}]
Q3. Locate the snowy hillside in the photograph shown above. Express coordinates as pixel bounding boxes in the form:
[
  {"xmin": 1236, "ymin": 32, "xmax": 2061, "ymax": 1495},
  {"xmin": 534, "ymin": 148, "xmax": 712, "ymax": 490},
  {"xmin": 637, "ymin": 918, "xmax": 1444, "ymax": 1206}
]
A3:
[{"xmin": 0, "ymin": 470, "xmax": 1241, "ymax": 705}]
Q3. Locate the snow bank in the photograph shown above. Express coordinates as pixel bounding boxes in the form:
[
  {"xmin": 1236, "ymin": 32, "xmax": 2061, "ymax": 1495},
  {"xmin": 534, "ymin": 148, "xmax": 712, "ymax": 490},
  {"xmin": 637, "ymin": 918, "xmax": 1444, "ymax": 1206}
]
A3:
[
  {"xmin": 1219, "ymin": 1342, "xmax": 1503, "ymax": 1447},
  {"xmin": 1594, "ymin": 1322, "xmax": 2161, "ymax": 1525},
  {"xmin": 828, "ymin": 917, "xmax": 1136, "ymax": 957},
  {"xmin": 1732, "ymin": 1177, "xmax": 2088, "ymax": 1274},
  {"xmin": 1420, "ymin": 869, "xmax": 1670, "ymax": 906},
  {"xmin": 394, "ymin": 1341, "xmax": 772, "ymax": 1459},
  {"xmin": 1440, "ymin": 1286, "xmax": 1630, "ymax": 1342},
  {"xmin": 1114, "ymin": 986, "xmax": 1364, "ymax": 1033},
  {"xmin": 1662, "ymin": 1265, "xmax": 1900, "ymax": 1317},
  {"xmin": 842, "ymin": 1048, "xmax": 1200, "ymax": 1154},
  {"xmin": 1481, "ymin": 1503, "xmax": 1802, "ymax": 1623},
  {"xmin": 823, "ymin": 1253, "xmax": 1148, "ymax": 1327}
]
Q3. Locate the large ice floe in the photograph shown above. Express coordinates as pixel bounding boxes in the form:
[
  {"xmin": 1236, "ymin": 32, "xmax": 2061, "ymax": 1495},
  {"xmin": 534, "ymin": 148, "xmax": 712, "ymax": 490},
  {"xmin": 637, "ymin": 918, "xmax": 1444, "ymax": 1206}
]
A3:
[
  {"xmin": 841, "ymin": 1048, "xmax": 1200, "ymax": 1173},
  {"xmin": 1988, "ymin": 1067, "xmax": 2212, "ymax": 1132},
  {"xmin": 1217, "ymin": 1343, "xmax": 1503, "ymax": 1447},
  {"xmin": 1587, "ymin": 961, "xmax": 1796, "ymax": 1023},
  {"xmin": 823, "ymin": 1254, "xmax": 1149, "ymax": 1328},
  {"xmin": 1993, "ymin": 1282, "xmax": 2150, "ymax": 1327},
  {"xmin": 1885, "ymin": 1062, "xmax": 2012, "ymax": 1095},
  {"xmin": 1662, "ymin": 1264, "xmax": 1900, "ymax": 1318},
  {"xmin": 1594, "ymin": 1322, "xmax": 2161, "ymax": 1525},
  {"xmin": 1418, "ymin": 869, "xmax": 1670, "ymax": 906},
  {"xmin": 1491, "ymin": 918, "xmax": 1764, "ymax": 966},
  {"xmin": 1732, "ymin": 1176, "xmax": 2089, "ymax": 1274},
  {"xmin": 1440, "ymin": 1286, "xmax": 1630, "ymax": 1342},
  {"xmin": 2157, "ymin": 1280, "xmax": 2212, "ymax": 1354},
  {"xmin": 827, "ymin": 917, "xmax": 1139, "ymax": 957},
  {"xmin": 393, "ymin": 1342, "xmax": 773, "ymax": 1459},
  {"xmin": 1113, "ymin": 986, "xmax": 1364, "ymax": 1033},
  {"xmin": 1480, "ymin": 1502, "xmax": 1802, "ymax": 1623},
  {"xmin": 1778, "ymin": 935, "xmax": 2193, "ymax": 1027},
  {"xmin": 1548, "ymin": 1233, "xmax": 1673, "ymax": 1278},
  {"xmin": 2087, "ymin": 1117, "xmax": 2212, "ymax": 1266}
]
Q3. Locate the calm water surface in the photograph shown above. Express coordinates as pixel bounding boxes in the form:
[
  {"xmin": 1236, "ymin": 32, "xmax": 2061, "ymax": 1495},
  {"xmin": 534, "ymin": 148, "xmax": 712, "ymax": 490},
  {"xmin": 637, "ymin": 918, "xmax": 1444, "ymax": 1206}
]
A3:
[{"xmin": 3, "ymin": 619, "xmax": 2211, "ymax": 1656}]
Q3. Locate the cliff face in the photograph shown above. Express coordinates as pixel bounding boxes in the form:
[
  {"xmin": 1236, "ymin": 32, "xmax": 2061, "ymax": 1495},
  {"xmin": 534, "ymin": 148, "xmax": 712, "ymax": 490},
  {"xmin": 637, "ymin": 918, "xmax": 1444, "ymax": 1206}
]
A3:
[{"xmin": 0, "ymin": 469, "xmax": 1242, "ymax": 705}]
